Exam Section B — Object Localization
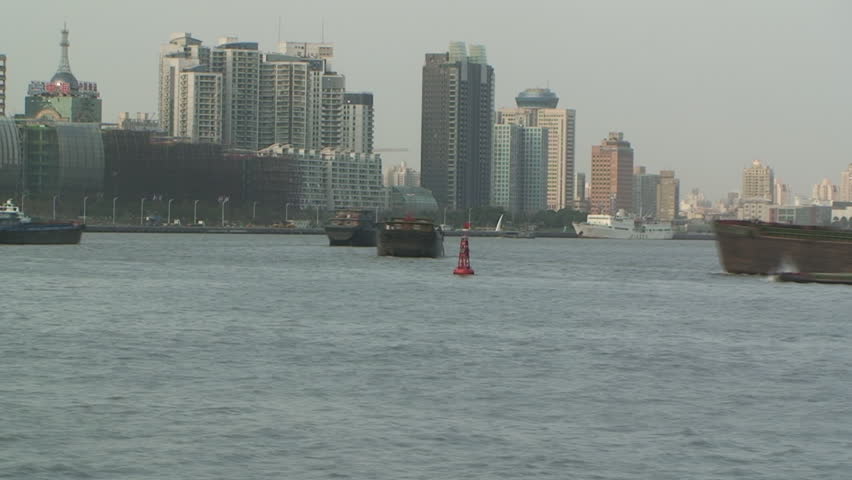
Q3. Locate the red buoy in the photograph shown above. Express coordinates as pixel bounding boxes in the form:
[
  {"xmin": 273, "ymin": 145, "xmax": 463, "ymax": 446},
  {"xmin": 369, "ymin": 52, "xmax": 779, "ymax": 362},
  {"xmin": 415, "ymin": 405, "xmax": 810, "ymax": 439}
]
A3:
[{"xmin": 453, "ymin": 222, "xmax": 475, "ymax": 275}]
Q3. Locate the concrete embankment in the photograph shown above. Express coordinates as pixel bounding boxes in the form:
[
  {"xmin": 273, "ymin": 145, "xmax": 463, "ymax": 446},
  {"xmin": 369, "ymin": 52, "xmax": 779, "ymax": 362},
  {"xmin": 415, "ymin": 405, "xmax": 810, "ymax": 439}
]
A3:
[{"xmin": 84, "ymin": 225, "xmax": 324, "ymax": 235}]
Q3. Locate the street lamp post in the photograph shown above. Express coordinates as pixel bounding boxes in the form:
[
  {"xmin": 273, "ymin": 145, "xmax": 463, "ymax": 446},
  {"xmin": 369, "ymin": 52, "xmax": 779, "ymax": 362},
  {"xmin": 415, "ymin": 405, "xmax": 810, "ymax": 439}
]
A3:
[
  {"xmin": 315, "ymin": 205, "xmax": 320, "ymax": 227},
  {"xmin": 252, "ymin": 201, "xmax": 258, "ymax": 222},
  {"xmin": 82, "ymin": 196, "xmax": 89, "ymax": 224},
  {"xmin": 112, "ymin": 196, "xmax": 119, "ymax": 224},
  {"xmin": 140, "ymin": 197, "xmax": 146, "ymax": 225},
  {"xmin": 167, "ymin": 198, "xmax": 174, "ymax": 225},
  {"xmin": 468, "ymin": 208, "xmax": 472, "ymax": 225},
  {"xmin": 193, "ymin": 200, "xmax": 199, "ymax": 225},
  {"xmin": 221, "ymin": 198, "xmax": 229, "ymax": 226},
  {"xmin": 443, "ymin": 207, "xmax": 447, "ymax": 226},
  {"xmin": 285, "ymin": 202, "xmax": 290, "ymax": 223},
  {"xmin": 52, "ymin": 195, "xmax": 58, "ymax": 220}
]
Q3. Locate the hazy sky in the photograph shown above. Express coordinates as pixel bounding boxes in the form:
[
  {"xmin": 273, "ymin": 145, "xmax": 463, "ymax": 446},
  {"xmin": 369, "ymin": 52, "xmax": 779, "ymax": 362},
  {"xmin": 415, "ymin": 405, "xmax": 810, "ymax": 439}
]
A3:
[{"xmin": 3, "ymin": 0, "xmax": 850, "ymax": 200}]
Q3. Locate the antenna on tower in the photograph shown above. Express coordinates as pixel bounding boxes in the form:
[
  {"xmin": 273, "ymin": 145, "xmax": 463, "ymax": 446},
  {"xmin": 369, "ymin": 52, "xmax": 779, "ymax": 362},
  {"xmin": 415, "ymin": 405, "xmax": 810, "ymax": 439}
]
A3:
[
  {"xmin": 277, "ymin": 16, "xmax": 282, "ymax": 44},
  {"xmin": 321, "ymin": 18, "xmax": 325, "ymax": 42}
]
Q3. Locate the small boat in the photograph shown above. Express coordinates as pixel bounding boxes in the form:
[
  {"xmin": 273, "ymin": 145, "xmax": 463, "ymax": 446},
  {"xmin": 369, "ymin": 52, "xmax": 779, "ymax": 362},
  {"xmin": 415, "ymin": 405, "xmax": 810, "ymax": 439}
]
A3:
[
  {"xmin": 324, "ymin": 210, "xmax": 377, "ymax": 247},
  {"xmin": 496, "ymin": 214, "xmax": 535, "ymax": 238},
  {"xmin": 0, "ymin": 199, "xmax": 83, "ymax": 245},
  {"xmin": 377, "ymin": 216, "xmax": 444, "ymax": 258}
]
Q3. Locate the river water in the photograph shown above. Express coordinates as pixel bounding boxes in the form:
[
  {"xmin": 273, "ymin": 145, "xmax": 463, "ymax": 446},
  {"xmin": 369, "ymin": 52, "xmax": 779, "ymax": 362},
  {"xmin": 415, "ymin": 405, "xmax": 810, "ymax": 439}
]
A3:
[{"xmin": 2, "ymin": 234, "xmax": 850, "ymax": 479}]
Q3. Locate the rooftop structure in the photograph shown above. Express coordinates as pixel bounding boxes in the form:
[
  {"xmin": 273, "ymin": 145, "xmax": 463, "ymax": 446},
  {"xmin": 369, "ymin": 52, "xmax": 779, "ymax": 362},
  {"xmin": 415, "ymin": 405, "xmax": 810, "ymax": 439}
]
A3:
[
  {"xmin": 25, "ymin": 26, "xmax": 101, "ymax": 123},
  {"xmin": 515, "ymin": 88, "xmax": 559, "ymax": 109}
]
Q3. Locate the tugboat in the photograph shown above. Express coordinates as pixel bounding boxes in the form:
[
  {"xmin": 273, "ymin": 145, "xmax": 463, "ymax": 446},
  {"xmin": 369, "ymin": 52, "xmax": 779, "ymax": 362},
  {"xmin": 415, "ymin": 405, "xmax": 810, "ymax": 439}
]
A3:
[
  {"xmin": 377, "ymin": 216, "xmax": 444, "ymax": 258},
  {"xmin": 324, "ymin": 210, "xmax": 377, "ymax": 247},
  {"xmin": 0, "ymin": 199, "xmax": 84, "ymax": 245}
]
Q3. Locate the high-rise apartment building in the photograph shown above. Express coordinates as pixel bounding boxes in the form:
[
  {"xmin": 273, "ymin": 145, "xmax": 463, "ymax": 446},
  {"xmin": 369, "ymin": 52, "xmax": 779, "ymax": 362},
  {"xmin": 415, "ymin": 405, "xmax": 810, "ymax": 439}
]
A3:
[
  {"xmin": 840, "ymin": 164, "xmax": 852, "ymax": 202},
  {"xmin": 159, "ymin": 35, "xmax": 356, "ymax": 152},
  {"xmin": 175, "ymin": 67, "xmax": 223, "ymax": 143},
  {"xmin": 490, "ymin": 123, "xmax": 548, "ymax": 214},
  {"xmin": 741, "ymin": 160, "xmax": 774, "ymax": 202},
  {"xmin": 211, "ymin": 38, "xmax": 261, "ymax": 150},
  {"xmin": 656, "ymin": 170, "xmax": 679, "ymax": 221},
  {"xmin": 385, "ymin": 161, "xmax": 420, "ymax": 187},
  {"xmin": 774, "ymin": 179, "xmax": 792, "ymax": 206},
  {"xmin": 0, "ymin": 54, "xmax": 6, "ymax": 117},
  {"xmin": 812, "ymin": 178, "xmax": 838, "ymax": 204},
  {"xmin": 25, "ymin": 26, "xmax": 101, "ymax": 123},
  {"xmin": 159, "ymin": 33, "xmax": 210, "ymax": 137},
  {"xmin": 421, "ymin": 42, "xmax": 495, "ymax": 209},
  {"xmin": 275, "ymin": 42, "xmax": 345, "ymax": 150},
  {"xmin": 632, "ymin": 166, "xmax": 660, "ymax": 217},
  {"xmin": 497, "ymin": 88, "xmax": 576, "ymax": 210},
  {"xmin": 342, "ymin": 93, "xmax": 374, "ymax": 154},
  {"xmin": 590, "ymin": 132, "xmax": 633, "ymax": 214},
  {"xmin": 259, "ymin": 53, "xmax": 310, "ymax": 149}
]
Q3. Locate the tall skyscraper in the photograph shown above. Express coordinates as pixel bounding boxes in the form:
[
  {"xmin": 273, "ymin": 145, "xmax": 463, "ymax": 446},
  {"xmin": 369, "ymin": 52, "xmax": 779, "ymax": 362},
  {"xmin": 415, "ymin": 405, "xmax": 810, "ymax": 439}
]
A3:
[
  {"xmin": 421, "ymin": 42, "xmax": 495, "ymax": 209},
  {"xmin": 497, "ymin": 88, "xmax": 576, "ymax": 210},
  {"xmin": 840, "ymin": 164, "xmax": 852, "ymax": 202},
  {"xmin": 491, "ymin": 123, "xmax": 548, "ymax": 214},
  {"xmin": 25, "ymin": 26, "xmax": 101, "ymax": 123},
  {"xmin": 342, "ymin": 93, "xmax": 374, "ymax": 154},
  {"xmin": 574, "ymin": 172, "xmax": 586, "ymax": 202},
  {"xmin": 632, "ymin": 166, "xmax": 660, "ymax": 217},
  {"xmin": 656, "ymin": 170, "xmax": 679, "ymax": 221},
  {"xmin": 741, "ymin": 160, "xmax": 774, "ymax": 202},
  {"xmin": 590, "ymin": 132, "xmax": 633, "ymax": 214},
  {"xmin": 0, "ymin": 54, "xmax": 6, "ymax": 117}
]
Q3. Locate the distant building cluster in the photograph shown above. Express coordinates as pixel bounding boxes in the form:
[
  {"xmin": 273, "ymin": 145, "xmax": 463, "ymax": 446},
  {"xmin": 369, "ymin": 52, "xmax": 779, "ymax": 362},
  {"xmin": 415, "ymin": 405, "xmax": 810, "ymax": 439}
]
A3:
[
  {"xmin": 0, "ymin": 28, "xmax": 386, "ymax": 215},
  {"xmin": 158, "ymin": 33, "xmax": 373, "ymax": 155},
  {"xmin": 3, "ymin": 27, "xmax": 851, "ymax": 226},
  {"xmin": 385, "ymin": 161, "xmax": 420, "ymax": 188}
]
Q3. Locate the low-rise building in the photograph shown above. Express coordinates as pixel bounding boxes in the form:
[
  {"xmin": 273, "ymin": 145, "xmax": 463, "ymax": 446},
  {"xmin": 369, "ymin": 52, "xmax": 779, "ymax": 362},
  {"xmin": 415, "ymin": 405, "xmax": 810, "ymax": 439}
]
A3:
[{"xmin": 259, "ymin": 144, "xmax": 382, "ymax": 210}]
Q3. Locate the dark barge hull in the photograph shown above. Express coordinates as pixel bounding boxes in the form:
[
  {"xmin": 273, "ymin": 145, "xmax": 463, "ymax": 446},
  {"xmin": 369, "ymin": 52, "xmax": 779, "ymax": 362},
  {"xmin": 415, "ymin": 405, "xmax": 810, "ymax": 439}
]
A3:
[
  {"xmin": 377, "ymin": 230, "xmax": 444, "ymax": 258},
  {"xmin": 713, "ymin": 220, "xmax": 852, "ymax": 275},
  {"xmin": 0, "ymin": 224, "xmax": 83, "ymax": 245},
  {"xmin": 777, "ymin": 272, "xmax": 852, "ymax": 285},
  {"xmin": 325, "ymin": 225, "xmax": 377, "ymax": 247}
]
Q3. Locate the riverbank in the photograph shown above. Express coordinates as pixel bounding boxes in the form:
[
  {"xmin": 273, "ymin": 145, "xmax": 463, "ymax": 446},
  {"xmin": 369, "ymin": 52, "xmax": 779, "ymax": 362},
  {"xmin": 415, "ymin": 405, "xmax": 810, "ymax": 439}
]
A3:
[{"xmin": 83, "ymin": 225, "xmax": 715, "ymax": 240}]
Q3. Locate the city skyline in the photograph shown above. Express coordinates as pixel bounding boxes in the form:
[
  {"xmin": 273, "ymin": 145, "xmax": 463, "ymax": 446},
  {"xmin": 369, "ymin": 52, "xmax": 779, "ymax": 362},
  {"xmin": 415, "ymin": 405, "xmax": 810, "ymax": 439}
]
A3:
[{"xmin": 1, "ymin": 0, "xmax": 850, "ymax": 201}]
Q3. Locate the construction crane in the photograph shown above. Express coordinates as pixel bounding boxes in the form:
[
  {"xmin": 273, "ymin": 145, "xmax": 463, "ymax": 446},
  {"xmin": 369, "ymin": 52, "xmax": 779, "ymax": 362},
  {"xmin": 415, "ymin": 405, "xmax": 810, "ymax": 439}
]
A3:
[{"xmin": 374, "ymin": 148, "xmax": 410, "ymax": 153}]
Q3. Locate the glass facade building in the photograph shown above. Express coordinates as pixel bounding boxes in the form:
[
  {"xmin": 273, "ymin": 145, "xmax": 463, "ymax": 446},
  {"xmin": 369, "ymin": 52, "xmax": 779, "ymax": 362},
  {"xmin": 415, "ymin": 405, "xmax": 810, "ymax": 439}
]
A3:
[
  {"xmin": 15, "ymin": 121, "xmax": 104, "ymax": 195},
  {"xmin": 387, "ymin": 186, "xmax": 439, "ymax": 214},
  {"xmin": 0, "ymin": 117, "xmax": 20, "ymax": 193}
]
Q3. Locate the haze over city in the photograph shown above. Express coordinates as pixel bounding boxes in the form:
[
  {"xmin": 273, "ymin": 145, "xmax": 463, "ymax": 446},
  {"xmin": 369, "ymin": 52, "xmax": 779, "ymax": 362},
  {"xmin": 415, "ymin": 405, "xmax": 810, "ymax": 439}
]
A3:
[{"xmin": 2, "ymin": 0, "xmax": 850, "ymax": 199}]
